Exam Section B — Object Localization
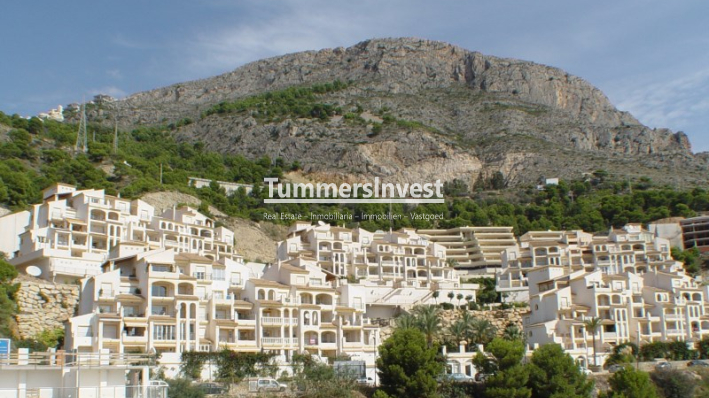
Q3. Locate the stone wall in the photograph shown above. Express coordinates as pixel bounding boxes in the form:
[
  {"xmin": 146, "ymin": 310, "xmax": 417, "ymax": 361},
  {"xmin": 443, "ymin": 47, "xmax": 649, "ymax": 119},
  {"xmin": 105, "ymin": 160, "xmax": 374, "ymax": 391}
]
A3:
[
  {"xmin": 380, "ymin": 307, "xmax": 528, "ymax": 342},
  {"xmin": 13, "ymin": 275, "xmax": 80, "ymax": 339}
]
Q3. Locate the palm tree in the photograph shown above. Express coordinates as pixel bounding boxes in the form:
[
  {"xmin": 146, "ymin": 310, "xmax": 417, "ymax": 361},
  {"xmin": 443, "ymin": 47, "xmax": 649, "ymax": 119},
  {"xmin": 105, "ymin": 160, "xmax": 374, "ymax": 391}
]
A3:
[
  {"xmin": 584, "ymin": 317, "xmax": 602, "ymax": 367},
  {"xmin": 458, "ymin": 311, "xmax": 476, "ymax": 349},
  {"xmin": 502, "ymin": 324, "xmax": 523, "ymax": 341},
  {"xmin": 394, "ymin": 313, "xmax": 417, "ymax": 330},
  {"xmin": 469, "ymin": 318, "xmax": 497, "ymax": 346},
  {"xmin": 432, "ymin": 290, "xmax": 439, "ymax": 305},
  {"xmin": 456, "ymin": 293, "xmax": 464, "ymax": 308},
  {"xmin": 412, "ymin": 305, "xmax": 442, "ymax": 347},
  {"xmin": 448, "ymin": 319, "xmax": 468, "ymax": 351},
  {"xmin": 448, "ymin": 291, "xmax": 455, "ymax": 303},
  {"xmin": 465, "ymin": 294, "xmax": 473, "ymax": 310}
]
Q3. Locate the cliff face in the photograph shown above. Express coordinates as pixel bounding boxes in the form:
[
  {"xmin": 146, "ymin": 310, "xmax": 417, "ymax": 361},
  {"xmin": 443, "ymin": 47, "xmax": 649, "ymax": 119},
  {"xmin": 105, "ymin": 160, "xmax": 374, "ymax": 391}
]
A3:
[{"xmin": 91, "ymin": 38, "xmax": 703, "ymax": 186}]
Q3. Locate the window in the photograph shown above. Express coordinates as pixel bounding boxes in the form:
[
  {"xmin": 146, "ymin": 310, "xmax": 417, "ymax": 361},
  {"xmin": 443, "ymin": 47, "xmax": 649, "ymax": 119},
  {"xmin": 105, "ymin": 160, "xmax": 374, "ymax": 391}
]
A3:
[
  {"xmin": 152, "ymin": 264, "xmax": 171, "ymax": 272},
  {"xmin": 213, "ymin": 268, "xmax": 225, "ymax": 281},
  {"xmin": 152, "ymin": 285, "xmax": 168, "ymax": 297},
  {"xmin": 153, "ymin": 325, "xmax": 175, "ymax": 340},
  {"xmin": 152, "ymin": 305, "xmax": 168, "ymax": 315}
]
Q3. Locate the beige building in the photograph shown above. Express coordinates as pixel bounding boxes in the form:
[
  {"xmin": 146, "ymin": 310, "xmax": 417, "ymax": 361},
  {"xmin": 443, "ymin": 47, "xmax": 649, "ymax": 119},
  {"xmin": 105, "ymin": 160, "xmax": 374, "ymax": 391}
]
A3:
[
  {"xmin": 278, "ymin": 222, "xmax": 477, "ymax": 318},
  {"xmin": 418, "ymin": 226, "xmax": 517, "ymax": 275},
  {"xmin": 517, "ymin": 225, "xmax": 705, "ymax": 367},
  {"xmin": 1, "ymin": 184, "xmax": 235, "ymax": 283},
  {"xmin": 65, "ymin": 245, "xmax": 379, "ymax": 369},
  {"xmin": 498, "ymin": 225, "xmax": 677, "ymax": 303}
]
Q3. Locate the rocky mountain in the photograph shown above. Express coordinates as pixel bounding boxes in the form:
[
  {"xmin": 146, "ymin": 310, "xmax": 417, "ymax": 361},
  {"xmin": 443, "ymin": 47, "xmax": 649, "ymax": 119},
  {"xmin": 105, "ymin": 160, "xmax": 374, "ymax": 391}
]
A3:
[{"xmin": 88, "ymin": 38, "xmax": 706, "ymax": 187}]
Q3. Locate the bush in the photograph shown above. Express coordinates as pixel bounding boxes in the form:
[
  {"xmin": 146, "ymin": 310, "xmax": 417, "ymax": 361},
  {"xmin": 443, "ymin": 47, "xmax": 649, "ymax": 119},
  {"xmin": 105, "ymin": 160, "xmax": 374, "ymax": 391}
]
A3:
[
  {"xmin": 166, "ymin": 378, "xmax": 204, "ymax": 398},
  {"xmin": 607, "ymin": 367, "xmax": 657, "ymax": 398},
  {"xmin": 650, "ymin": 369, "xmax": 697, "ymax": 398}
]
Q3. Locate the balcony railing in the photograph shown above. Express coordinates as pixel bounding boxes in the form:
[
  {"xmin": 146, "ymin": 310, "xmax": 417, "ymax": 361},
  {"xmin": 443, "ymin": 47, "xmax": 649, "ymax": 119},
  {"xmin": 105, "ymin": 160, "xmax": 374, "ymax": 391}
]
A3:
[
  {"xmin": 261, "ymin": 337, "xmax": 294, "ymax": 345},
  {"xmin": 261, "ymin": 317, "xmax": 298, "ymax": 326}
]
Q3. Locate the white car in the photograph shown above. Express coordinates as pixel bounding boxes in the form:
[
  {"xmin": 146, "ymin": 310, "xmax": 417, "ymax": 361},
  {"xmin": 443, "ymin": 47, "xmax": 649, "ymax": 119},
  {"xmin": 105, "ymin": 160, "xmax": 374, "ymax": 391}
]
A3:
[{"xmin": 580, "ymin": 367, "xmax": 593, "ymax": 375}]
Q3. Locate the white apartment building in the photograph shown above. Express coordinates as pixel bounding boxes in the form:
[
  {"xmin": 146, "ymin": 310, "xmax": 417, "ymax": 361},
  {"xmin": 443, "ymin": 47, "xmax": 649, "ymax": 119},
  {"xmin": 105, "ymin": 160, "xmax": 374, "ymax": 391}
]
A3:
[
  {"xmin": 278, "ymin": 222, "xmax": 477, "ymax": 318},
  {"xmin": 498, "ymin": 225, "xmax": 677, "ymax": 303},
  {"xmin": 1, "ymin": 183, "xmax": 235, "ymax": 283},
  {"xmin": 418, "ymin": 226, "xmax": 517, "ymax": 276},
  {"xmin": 65, "ymin": 245, "xmax": 379, "ymax": 374},
  {"xmin": 524, "ymin": 265, "xmax": 708, "ymax": 368},
  {"xmin": 520, "ymin": 225, "xmax": 706, "ymax": 367}
]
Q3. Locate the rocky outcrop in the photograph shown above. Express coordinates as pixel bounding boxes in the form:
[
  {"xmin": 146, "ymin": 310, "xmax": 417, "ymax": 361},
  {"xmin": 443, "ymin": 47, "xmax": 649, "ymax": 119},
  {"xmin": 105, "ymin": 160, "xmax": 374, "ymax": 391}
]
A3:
[
  {"xmin": 84, "ymin": 38, "xmax": 706, "ymax": 187},
  {"xmin": 13, "ymin": 275, "xmax": 79, "ymax": 339}
]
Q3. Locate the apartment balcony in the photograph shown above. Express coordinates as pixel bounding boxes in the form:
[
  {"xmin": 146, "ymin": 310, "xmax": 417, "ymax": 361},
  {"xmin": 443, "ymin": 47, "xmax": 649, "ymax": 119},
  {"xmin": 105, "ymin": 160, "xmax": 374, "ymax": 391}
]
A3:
[
  {"xmin": 261, "ymin": 337, "xmax": 294, "ymax": 346},
  {"xmin": 236, "ymin": 318, "xmax": 256, "ymax": 327},
  {"xmin": 122, "ymin": 335, "xmax": 148, "ymax": 344},
  {"xmin": 666, "ymin": 329, "xmax": 683, "ymax": 335},
  {"xmin": 343, "ymin": 341, "xmax": 363, "ymax": 348},
  {"xmin": 664, "ymin": 314, "xmax": 684, "ymax": 321},
  {"xmin": 261, "ymin": 317, "xmax": 299, "ymax": 326}
]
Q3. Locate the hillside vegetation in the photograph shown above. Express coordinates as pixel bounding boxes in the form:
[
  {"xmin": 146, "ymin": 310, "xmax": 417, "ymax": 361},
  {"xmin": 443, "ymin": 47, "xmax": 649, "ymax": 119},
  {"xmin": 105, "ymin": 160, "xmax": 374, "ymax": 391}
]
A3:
[{"xmin": 2, "ymin": 110, "xmax": 709, "ymax": 241}]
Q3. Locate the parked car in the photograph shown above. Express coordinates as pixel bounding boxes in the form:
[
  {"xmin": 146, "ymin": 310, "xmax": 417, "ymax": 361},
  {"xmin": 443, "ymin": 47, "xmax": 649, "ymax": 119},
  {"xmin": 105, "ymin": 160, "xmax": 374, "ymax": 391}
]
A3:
[
  {"xmin": 607, "ymin": 364, "xmax": 625, "ymax": 373},
  {"xmin": 196, "ymin": 382, "xmax": 225, "ymax": 395},
  {"xmin": 248, "ymin": 378, "xmax": 287, "ymax": 393},
  {"xmin": 688, "ymin": 360, "xmax": 709, "ymax": 368},
  {"xmin": 474, "ymin": 372, "xmax": 490, "ymax": 382},
  {"xmin": 438, "ymin": 373, "xmax": 474, "ymax": 383},
  {"xmin": 579, "ymin": 367, "xmax": 593, "ymax": 375},
  {"xmin": 356, "ymin": 377, "xmax": 374, "ymax": 385},
  {"xmin": 655, "ymin": 362, "xmax": 672, "ymax": 371}
]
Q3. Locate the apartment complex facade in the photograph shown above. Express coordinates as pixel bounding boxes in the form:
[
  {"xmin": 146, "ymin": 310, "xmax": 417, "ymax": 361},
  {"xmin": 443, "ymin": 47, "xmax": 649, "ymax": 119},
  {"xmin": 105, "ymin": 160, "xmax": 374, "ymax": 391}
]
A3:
[
  {"xmin": 278, "ymin": 222, "xmax": 477, "ymax": 318},
  {"xmin": 512, "ymin": 225, "xmax": 706, "ymax": 367},
  {"xmin": 65, "ymin": 245, "xmax": 379, "ymax": 372},
  {"xmin": 498, "ymin": 225, "xmax": 677, "ymax": 303},
  {"xmin": 0, "ymin": 184, "xmax": 235, "ymax": 283},
  {"xmin": 417, "ymin": 226, "xmax": 517, "ymax": 276}
]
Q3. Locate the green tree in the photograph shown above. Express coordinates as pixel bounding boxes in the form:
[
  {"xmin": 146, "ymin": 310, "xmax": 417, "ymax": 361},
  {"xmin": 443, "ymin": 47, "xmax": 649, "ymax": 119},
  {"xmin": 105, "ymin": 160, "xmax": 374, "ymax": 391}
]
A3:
[
  {"xmin": 376, "ymin": 328, "xmax": 443, "ymax": 398},
  {"xmin": 432, "ymin": 290, "xmax": 439, "ymax": 305},
  {"xmin": 671, "ymin": 246, "xmax": 702, "ymax": 276},
  {"xmin": 469, "ymin": 318, "xmax": 497, "ymax": 346},
  {"xmin": 0, "ymin": 258, "xmax": 18, "ymax": 338},
  {"xmin": 527, "ymin": 344, "xmax": 593, "ymax": 398},
  {"xmin": 394, "ymin": 313, "xmax": 417, "ymax": 330},
  {"xmin": 503, "ymin": 324, "xmax": 523, "ymax": 342},
  {"xmin": 291, "ymin": 354, "xmax": 358, "ymax": 398},
  {"xmin": 583, "ymin": 317, "xmax": 602, "ymax": 367},
  {"xmin": 166, "ymin": 378, "xmax": 205, "ymax": 398},
  {"xmin": 607, "ymin": 367, "xmax": 657, "ymax": 398},
  {"xmin": 411, "ymin": 305, "xmax": 442, "ymax": 347},
  {"xmin": 448, "ymin": 319, "xmax": 468, "ymax": 350}
]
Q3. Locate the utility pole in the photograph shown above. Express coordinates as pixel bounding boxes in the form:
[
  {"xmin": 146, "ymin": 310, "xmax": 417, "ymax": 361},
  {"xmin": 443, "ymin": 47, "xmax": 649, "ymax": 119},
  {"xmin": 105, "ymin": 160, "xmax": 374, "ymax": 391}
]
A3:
[
  {"xmin": 113, "ymin": 119, "xmax": 119, "ymax": 154},
  {"xmin": 75, "ymin": 102, "xmax": 88, "ymax": 153}
]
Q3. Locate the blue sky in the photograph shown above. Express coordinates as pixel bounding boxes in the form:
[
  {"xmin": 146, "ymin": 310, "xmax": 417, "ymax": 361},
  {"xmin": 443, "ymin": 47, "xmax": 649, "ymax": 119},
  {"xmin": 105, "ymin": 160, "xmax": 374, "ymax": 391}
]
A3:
[{"xmin": 2, "ymin": 1, "xmax": 708, "ymax": 151}]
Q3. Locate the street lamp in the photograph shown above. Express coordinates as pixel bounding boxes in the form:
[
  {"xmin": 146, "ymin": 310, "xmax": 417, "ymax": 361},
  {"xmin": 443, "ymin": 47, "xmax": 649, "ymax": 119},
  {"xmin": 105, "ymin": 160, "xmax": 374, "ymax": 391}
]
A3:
[{"xmin": 374, "ymin": 334, "xmax": 378, "ymax": 387}]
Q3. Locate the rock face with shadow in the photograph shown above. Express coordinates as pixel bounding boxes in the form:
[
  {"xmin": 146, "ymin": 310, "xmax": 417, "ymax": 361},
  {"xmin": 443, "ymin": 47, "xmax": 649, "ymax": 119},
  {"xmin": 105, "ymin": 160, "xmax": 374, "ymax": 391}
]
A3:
[{"xmin": 86, "ymin": 38, "xmax": 705, "ymax": 187}]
